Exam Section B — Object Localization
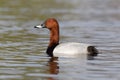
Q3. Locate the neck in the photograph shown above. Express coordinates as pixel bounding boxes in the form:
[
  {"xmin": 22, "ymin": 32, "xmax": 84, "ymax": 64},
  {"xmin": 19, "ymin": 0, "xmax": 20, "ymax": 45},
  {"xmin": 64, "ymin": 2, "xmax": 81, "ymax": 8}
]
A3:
[
  {"xmin": 49, "ymin": 28, "xmax": 59, "ymax": 46},
  {"xmin": 46, "ymin": 27, "xmax": 59, "ymax": 57}
]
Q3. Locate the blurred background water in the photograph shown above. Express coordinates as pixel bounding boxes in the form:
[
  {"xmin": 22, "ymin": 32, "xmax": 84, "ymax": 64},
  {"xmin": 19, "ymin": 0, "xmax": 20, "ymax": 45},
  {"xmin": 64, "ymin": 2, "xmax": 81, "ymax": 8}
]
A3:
[{"xmin": 0, "ymin": 0, "xmax": 120, "ymax": 80}]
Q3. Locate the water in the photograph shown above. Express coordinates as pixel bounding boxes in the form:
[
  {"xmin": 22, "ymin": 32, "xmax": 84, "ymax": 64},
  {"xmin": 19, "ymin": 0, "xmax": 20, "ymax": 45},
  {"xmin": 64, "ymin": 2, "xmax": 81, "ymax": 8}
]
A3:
[{"xmin": 0, "ymin": 0, "xmax": 120, "ymax": 80}]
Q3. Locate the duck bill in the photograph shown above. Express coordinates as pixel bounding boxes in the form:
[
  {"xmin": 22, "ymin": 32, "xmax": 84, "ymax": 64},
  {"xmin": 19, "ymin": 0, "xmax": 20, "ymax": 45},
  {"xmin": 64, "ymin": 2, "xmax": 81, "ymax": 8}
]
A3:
[
  {"xmin": 34, "ymin": 25, "xmax": 43, "ymax": 28},
  {"xmin": 34, "ymin": 23, "xmax": 46, "ymax": 28}
]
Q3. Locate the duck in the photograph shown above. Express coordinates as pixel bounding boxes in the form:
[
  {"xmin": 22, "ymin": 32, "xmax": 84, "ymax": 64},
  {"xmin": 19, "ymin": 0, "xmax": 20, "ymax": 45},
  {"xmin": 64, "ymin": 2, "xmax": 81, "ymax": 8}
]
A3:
[{"xmin": 34, "ymin": 18, "xmax": 99, "ymax": 57}]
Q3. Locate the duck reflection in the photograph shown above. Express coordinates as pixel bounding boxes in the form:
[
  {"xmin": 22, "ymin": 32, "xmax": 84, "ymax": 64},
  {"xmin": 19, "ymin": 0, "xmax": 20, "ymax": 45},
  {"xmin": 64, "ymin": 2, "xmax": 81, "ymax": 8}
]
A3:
[
  {"xmin": 47, "ymin": 57, "xmax": 59, "ymax": 80},
  {"xmin": 47, "ymin": 55, "xmax": 95, "ymax": 80},
  {"xmin": 48, "ymin": 57, "xmax": 59, "ymax": 75}
]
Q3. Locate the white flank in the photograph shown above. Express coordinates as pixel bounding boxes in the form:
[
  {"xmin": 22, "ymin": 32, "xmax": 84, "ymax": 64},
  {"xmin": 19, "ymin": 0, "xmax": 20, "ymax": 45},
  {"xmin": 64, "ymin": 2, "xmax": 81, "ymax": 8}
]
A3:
[{"xmin": 53, "ymin": 42, "xmax": 91, "ymax": 57}]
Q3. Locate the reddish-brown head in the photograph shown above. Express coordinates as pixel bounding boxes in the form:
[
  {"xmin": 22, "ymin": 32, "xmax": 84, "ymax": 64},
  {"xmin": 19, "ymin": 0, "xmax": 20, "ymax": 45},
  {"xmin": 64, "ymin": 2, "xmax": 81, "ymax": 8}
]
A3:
[
  {"xmin": 34, "ymin": 18, "xmax": 59, "ymax": 30},
  {"xmin": 44, "ymin": 18, "xmax": 59, "ymax": 30}
]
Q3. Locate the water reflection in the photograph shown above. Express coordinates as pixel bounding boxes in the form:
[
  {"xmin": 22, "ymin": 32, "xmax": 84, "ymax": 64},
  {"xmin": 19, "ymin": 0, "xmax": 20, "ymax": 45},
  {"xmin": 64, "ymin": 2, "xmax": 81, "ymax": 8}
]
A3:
[
  {"xmin": 49, "ymin": 57, "xmax": 59, "ymax": 75},
  {"xmin": 47, "ymin": 55, "xmax": 87, "ymax": 80},
  {"xmin": 48, "ymin": 57, "xmax": 59, "ymax": 80}
]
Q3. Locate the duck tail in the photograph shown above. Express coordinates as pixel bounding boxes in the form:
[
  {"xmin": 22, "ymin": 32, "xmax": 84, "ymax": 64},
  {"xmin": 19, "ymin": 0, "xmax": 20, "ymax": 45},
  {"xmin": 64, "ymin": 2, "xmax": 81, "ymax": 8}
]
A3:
[{"xmin": 87, "ymin": 46, "xmax": 99, "ymax": 56}]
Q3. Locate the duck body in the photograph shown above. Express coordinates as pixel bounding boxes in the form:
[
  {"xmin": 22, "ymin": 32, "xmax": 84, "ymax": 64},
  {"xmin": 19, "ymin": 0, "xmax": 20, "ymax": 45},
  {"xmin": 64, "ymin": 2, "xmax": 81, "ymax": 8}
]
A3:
[
  {"xmin": 53, "ymin": 42, "xmax": 90, "ymax": 57},
  {"xmin": 53, "ymin": 42, "xmax": 98, "ymax": 57},
  {"xmin": 34, "ymin": 18, "xmax": 99, "ymax": 57}
]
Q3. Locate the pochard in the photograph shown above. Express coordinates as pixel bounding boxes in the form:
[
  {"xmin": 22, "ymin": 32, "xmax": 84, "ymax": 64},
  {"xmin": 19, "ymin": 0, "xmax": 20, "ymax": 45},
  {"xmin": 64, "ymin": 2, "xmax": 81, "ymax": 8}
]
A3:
[{"xmin": 34, "ymin": 18, "xmax": 99, "ymax": 57}]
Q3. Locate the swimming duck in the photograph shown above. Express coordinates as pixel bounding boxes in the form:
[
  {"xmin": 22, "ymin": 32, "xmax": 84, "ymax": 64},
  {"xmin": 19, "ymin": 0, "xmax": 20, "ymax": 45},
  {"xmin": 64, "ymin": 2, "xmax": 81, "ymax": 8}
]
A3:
[{"xmin": 34, "ymin": 18, "xmax": 99, "ymax": 57}]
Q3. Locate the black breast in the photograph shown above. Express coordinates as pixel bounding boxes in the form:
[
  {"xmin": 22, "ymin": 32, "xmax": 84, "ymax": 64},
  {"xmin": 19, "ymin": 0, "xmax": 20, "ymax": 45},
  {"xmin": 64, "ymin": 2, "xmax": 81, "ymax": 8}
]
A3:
[{"xmin": 46, "ymin": 43, "xmax": 59, "ymax": 57}]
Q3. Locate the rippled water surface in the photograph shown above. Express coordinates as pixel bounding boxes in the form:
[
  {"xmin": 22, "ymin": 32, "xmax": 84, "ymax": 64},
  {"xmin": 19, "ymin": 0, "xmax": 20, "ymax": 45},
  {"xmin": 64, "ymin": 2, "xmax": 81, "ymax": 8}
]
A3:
[{"xmin": 0, "ymin": 0, "xmax": 120, "ymax": 80}]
